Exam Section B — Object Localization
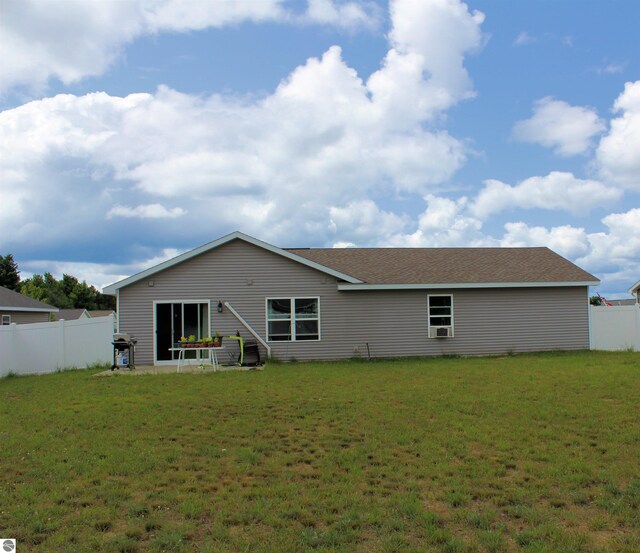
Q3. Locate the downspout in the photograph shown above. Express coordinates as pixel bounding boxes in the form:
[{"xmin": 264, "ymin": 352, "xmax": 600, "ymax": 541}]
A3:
[{"xmin": 224, "ymin": 302, "xmax": 271, "ymax": 358}]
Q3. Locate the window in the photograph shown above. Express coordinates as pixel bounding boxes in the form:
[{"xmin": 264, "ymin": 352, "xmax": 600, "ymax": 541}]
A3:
[
  {"xmin": 1, "ymin": 315, "xmax": 10, "ymax": 325},
  {"xmin": 428, "ymin": 295, "xmax": 453, "ymax": 338},
  {"xmin": 267, "ymin": 298, "xmax": 320, "ymax": 341}
]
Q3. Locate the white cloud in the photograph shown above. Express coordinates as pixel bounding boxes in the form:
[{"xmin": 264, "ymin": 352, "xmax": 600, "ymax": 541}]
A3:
[
  {"xmin": 500, "ymin": 222, "xmax": 590, "ymax": 259},
  {"xmin": 513, "ymin": 97, "xmax": 606, "ymax": 156},
  {"xmin": 1, "ymin": 0, "xmax": 487, "ymax": 254},
  {"xmin": 514, "ymin": 31, "xmax": 536, "ymax": 46},
  {"xmin": 382, "ymin": 194, "xmax": 490, "ymax": 247},
  {"xmin": 470, "ymin": 172, "xmax": 622, "ymax": 219},
  {"xmin": 107, "ymin": 204, "xmax": 186, "ymax": 219},
  {"xmin": 328, "ymin": 200, "xmax": 409, "ymax": 243},
  {"xmin": 596, "ymin": 80, "xmax": 640, "ymax": 191},
  {"xmin": 21, "ymin": 248, "xmax": 183, "ymax": 292},
  {"xmin": 592, "ymin": 62, "xmax": 626, "ymax": 75},
  {"xmin": 368, "ymin": 0, "xmax": 486, "ymax": 122},
  {"xmin": 0, "ymin": 0, "xmax": 378, "ymax": 94},
  {"xmin": 302, "ymin": 0, "xmax": 380, "ymax": 29}
]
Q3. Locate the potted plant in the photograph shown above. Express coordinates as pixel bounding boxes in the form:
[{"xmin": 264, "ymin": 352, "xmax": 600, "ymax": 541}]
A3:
[
  {"xmin": 213, "ymin": 332, "xmax": 223, "ymax": 347},
  {"xmin": 179, "ymin": 336, "xmax": 188, "ymax": 348},
  {"xmin": 203, "ymin": 336, "xmax": 213, "ymax": 347}
]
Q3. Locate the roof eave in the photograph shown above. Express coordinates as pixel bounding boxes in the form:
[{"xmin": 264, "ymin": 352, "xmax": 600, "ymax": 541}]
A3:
[
  {"xmin": 102, "ymin": 231, "xmax": 363, "ymax": 294},
  {"xmin": 0, "ymin": 306, "xmax": 59, "ymax": 313},
  {"xmin": 338, "ymin": 281, "xmax": 600, "ymax": 291},
  {"xmin": 628, "ymin": 280, "xmax": 640, "ymax": 295}
]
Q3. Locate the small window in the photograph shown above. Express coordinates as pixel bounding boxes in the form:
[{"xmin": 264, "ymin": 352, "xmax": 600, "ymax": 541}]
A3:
[
  {"xmin": 428, "ymin": 295, "xmax": 453, "ymax": 338},
  {"xmin": 1, "ymin": 314, "xmax": 10, "ymax": 325},
  {"xmin": 267, "ymin": 298, "xmax": 320, "ymax": 341}
]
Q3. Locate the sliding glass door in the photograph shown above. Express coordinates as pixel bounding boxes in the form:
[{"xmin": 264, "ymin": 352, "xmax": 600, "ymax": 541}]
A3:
[{"xmin": 155, "ymin": 301, "xmax": 209, "ymax": 362}]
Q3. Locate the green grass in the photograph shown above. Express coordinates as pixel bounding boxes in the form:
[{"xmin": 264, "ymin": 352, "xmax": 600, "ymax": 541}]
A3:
[{"xmin": 1, "ymin": 351, "xmax": 639, "ymax": 552}]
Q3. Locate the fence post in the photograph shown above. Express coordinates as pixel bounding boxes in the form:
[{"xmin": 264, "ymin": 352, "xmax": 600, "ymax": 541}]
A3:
[
  {"xmin": 10, "ymin": 322, "xmax": 17, "ymax": 373},
  {"xmin": 59, "ymin": 319, "xmax": 66, "ymax": 369}
]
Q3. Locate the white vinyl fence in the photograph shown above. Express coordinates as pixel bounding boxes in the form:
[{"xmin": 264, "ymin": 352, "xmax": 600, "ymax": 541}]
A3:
[
  {"xmin": 590, "ymin": 305, "xmax": 640, "ymax": 351},
  {"xmin": 0, "ymin": 315, "xmax": 114, "ymax": 377}
]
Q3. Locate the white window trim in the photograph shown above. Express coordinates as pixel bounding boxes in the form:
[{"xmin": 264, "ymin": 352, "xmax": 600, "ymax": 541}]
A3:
[
  {"xmin": 427, "ymin": 294, "xmax": 454, "ymax": 338},
  {"xmin": 1, "ymin": 314, "xmax": 11, "ymax": 325},
  {"xmin": 152, "ymin": 300, "xmax": 211, "ymax": 365},
  {"xmin": 265, "ymin": 297, "xmax": 321, "ymax": 342}
]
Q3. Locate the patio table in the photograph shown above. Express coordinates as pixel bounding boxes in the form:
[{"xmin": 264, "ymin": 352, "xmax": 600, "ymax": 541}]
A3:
[{"xmin": 169, "ymin": 346, "xmax": 225, "ymax": 372}]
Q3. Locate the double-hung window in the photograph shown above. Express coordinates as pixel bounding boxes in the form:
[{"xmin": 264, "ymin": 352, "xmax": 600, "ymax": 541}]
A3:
[
  {"xmin": 428, "ymin": 295, "xmax": 454, "ymax": 338},
  {"xmin": 266, "ymin": 297, "xmax": 320, "ymax": 341},
  {"xmin": 1, "ymin": 314, "xmax": 10, "ymax": 325}
]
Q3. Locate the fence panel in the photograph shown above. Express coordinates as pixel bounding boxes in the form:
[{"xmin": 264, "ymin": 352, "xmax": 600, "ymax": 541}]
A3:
[
  {"xmin": 590, "ymin": 305, "xmax": 640, "ymax": 351},
  {"xmin": 0, "ymin": 315, "xmax": 114, "ymax": 377}
]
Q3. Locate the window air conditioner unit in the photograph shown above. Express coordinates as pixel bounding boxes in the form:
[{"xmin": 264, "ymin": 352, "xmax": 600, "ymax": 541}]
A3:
[{"xmin": 430, "ymin": 326, "xmax": 453, "ymax": 338}]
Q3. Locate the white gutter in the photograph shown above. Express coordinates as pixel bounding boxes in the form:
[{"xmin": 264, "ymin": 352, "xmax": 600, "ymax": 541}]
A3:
[
  {"xmin": 224, "ymin": 301, "xmax": 271, "ymax": 358},
  {"xmin": 337, "ymin": 281, "xmax": 599, "ymax": 291}
]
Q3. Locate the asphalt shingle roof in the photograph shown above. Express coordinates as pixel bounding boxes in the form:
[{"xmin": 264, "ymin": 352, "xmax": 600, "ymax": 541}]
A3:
[
  {"xmin": 286, "ymin": 247, "xmax": 598, "ymax": 285},
  {"xmin": 0, "ymin": 285, "xmax": 58, "ymax": 311}
]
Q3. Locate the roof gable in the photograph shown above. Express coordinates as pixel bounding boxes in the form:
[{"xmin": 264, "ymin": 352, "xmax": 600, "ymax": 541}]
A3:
[
  {"xmin": 103, "ymin": 231, "xmax": 363, "ymax": 294},
  {"xmin": 0, "ymin": 286, "xmax": 59, "ymax": 312}
]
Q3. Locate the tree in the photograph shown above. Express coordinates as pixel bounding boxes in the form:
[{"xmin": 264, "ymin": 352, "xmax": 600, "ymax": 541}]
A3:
[
  {"xmin": 20, "ymin": 272, "xmax": 115, "ymax": 310},
  {"xmin": 589, "ymin": 295, "xmax": 603, "ymax": 306},
  {"xmin": 0, "ymin": 253, "xmax": 20, "ymax": 290}
]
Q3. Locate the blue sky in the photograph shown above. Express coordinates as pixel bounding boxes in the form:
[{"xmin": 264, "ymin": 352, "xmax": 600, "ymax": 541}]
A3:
[{"xmin": 0, "ymin": 0, "xmax": 638, "ymax": 297}]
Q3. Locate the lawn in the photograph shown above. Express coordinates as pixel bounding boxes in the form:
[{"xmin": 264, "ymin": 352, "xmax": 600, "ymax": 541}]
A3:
[{"xmin": 1, "ymin": 351, "xmax": 639, "ymax": 552}]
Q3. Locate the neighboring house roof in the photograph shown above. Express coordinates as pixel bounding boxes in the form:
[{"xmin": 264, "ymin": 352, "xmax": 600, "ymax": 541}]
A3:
[
  {"xmin": 54, "ymin": 308, "xmax": 90, "ymax": 320},
  {"xmin": 0, "ymin": 285, "xmax": 59, "ymax": 313},
  {"xmin": 288, "ymin": 247, "xmax": 599, "ymax": 290},
  {"xmin": 103, "ymin": 232, "xmax": 599, "ymax": 294},
  {"xmin": 88, "ymin": 310, "xmax": 116, "ymax": 318},
  {"xmin": 628, "ymin": 280, "xmax": 640, "ymax": 295},
  {"xmin": 605, "ymin": 298, "xmax": 637, "ymax": 306}
]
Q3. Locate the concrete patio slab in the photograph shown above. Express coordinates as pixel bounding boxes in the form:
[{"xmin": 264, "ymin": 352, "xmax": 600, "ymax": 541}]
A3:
[{"xmin": 94, "ymin": 364, "xmax": 263, "ymax": 377}]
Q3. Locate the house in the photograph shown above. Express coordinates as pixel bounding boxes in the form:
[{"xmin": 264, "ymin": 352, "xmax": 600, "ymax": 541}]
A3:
[
  {"xmin": 0, "ymin": 285, "xmax": 59, "ymax": 325},
  {"xmin": 88, "ymin": 309, "xmax": 116, "ymax": 319},
  {"xmin": 54, "ymin": 308, "xmax": 91, "ymax": 321},
  {"xmin": 103, "ymin": 231, "xmax": 599, "ymax": 365}
]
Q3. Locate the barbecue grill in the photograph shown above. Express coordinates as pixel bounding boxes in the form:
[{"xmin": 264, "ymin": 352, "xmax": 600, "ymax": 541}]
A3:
[{"xmin": 111, "ymin": 333, "xmax": 137, "ymax": 370}]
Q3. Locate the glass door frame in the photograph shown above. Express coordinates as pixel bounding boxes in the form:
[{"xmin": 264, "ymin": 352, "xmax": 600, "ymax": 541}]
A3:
[{"xmin": 153, "ymin": 299, "xmax": 211, "ymax": 365}]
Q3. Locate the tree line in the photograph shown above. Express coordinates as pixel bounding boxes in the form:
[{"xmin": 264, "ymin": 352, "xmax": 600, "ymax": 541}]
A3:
[{"xmin": 0, "ymin": 253, "xmax": 115, "ymax": 310}]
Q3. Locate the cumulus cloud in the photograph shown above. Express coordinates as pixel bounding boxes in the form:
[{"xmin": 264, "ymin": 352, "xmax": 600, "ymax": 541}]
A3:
[
  {"xmin": 0, "ymin": 0, "xmax": 378, "ymax": 94},
  {"xmin": 107, "ymin": 204, "xmax": 186, "ymax": 219},
  {"xmin": 513, "ymin": 97, "xmax": 606, "ymax": 156},
  {"xmin": 20, "ymin": 248, "xmax": 184, "ymax": 292},
  {"xmin": 380, "ymin": 195, "xmax": 490, "ymax": 248},
  {"xmin": 470, "ymin": 172, "xmax": 622, "ymax": 219},
  {"xmin": 596, "ymin": 80, "xmax": 640, "ymax": 190},
  {"xmin": 500, "ymin": 222, "xmax": 589, "ymax": 259},
  {"xmin": 368, "ymin": 0, "xmax": 486, "ymax": 122},
  {"xmin": 1, "ymin": 1, "xmax": 486, "ymax": 258}
]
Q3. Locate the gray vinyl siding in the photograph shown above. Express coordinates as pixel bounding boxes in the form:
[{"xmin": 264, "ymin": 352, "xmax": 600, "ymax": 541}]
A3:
[
  {"xmin": 0, "ymin": 310, "xmax": 51, "ymax": 325},
  {"xmin": 118, "ymin": 239, "xmax": 590, "ymax": 364}
]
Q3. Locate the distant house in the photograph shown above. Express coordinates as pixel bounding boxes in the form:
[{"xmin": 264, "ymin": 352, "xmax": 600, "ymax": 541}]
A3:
[
  {"xmin": 103, "ymin": 231, "xmax": 600, "ymax": 365},
  {"xmin": 0, "ymin": 285, "xmax": 58, "ymax": 325},
  {"xmin": 54, "ymin": 308, "xmax": 91, "ymax": 321},
  {"xmin": 629, "ymin": 280, "xmax": 640, "ymax": 304},
  {"xmin": 605, "ymin": 299, "xmax": 637, "ymax": 306},
  {"xmin": 88, "ymin": 309, "xmax": 116, "ymax": 319}
]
